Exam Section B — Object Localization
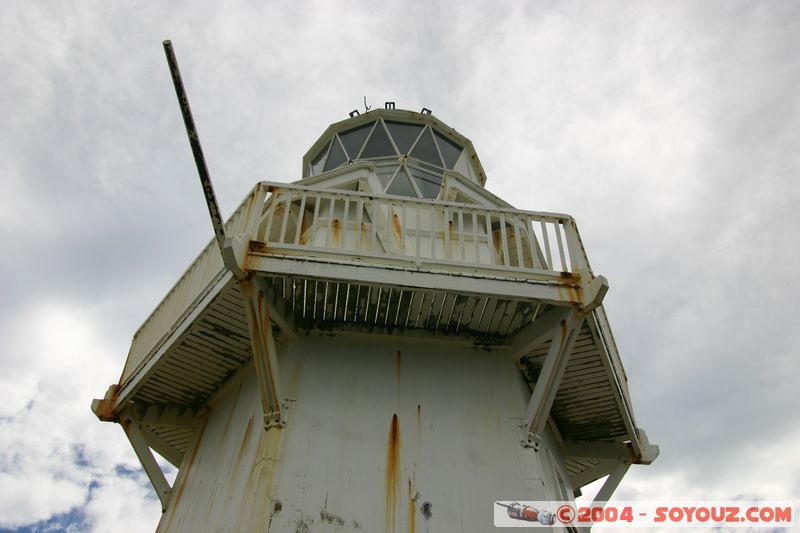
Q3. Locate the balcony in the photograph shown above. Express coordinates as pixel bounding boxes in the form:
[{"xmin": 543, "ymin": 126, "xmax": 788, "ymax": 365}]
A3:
[{"xmin": 109, "ymin": 180, "xmax": 647, "ymax": 484}]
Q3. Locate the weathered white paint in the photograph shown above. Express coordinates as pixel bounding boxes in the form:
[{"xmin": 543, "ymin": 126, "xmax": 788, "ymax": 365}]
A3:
[
  {"xmin": 94, "ymin": 109, "xmax": 658, "ymax": 532},
  {"xmin": 158, "ymin": 332, "xmax": 574, "ymax": 532}
]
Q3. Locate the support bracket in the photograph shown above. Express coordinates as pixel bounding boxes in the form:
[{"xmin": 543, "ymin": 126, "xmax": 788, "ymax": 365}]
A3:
[
  {"xmin": 520, "ymin": 308, "xmax": 584, "ymax": 451},
  {"xmin": 581, "ymin": 275, "xmax": 609, "ymax": 313},
  {"xmin": 591, "ymin": 447, "xmax": 635, "ymax": 506},
  {"xmin": 242, "ymin": 277, "xmax": 287, "ymax": 430},
  {"xmin": 120, "ymin": 410, "xmax": 172, "ymax": 511}
]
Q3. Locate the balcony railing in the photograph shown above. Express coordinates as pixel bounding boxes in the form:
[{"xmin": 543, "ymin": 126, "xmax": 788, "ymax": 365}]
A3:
[
  {"xmin": 253, "ymin": 182, "xmax": 591, "ymax": 281},
  {"xmin": 122, "ymin": 181, "xmax": 594, "ymax": 387},
  {"xmin": 121, "ymin": 193, "xmax": 255, "ymax": 382}
]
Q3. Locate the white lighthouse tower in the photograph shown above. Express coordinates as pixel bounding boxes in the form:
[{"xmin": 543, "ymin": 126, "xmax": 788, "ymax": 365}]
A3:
[{"xmin": 93, "ymin": 99, "xmax": 658, "ymax": 531}]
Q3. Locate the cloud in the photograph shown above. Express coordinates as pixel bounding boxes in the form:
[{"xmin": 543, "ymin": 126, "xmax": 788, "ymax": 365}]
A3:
[
  {"xmin": 0, "ymin": 303, "xmax": 157, "ymax": 529},
  {"xmin": 0, "ymin": 0, "xmax": 798, "ymax": 530}
]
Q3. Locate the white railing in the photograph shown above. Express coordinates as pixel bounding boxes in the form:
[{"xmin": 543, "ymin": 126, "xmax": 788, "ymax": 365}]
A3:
[
  {"xmin": 121, "ymin": 181, "xmax": 595, "ymax": 387},
  {"xmin": 121, "ymin": 192, "xmax": 257, "ymax": 385},
  {"xmin": 592, "ymin": 305, "xmax": 638, "ymax": 435},
  {"xmin": 254, "ymin": 182, "xmax": 591, "ymax": 281}
]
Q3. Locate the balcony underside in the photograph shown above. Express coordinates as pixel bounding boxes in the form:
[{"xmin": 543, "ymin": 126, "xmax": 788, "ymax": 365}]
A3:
[{"xmin": 116, "ymin": 255, "xmax": 638, "ymax": 489}]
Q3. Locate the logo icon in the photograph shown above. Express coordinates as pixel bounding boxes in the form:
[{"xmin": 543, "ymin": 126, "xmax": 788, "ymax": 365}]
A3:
[{"xmin": 495, "ymin": 502, "xmax": 556, "ymax": 525}]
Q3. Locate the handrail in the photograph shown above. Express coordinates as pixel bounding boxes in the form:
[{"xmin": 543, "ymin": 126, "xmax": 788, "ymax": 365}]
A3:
[
  {"xmin": 254, "ymin": 181, "xmax": 588, "ymax": 277},
  {"xmin": 120, "ymin": 186, "xmax": 259, "ymax": 384},
  {"xmin": 259, "ymin": 181, "xmax": 574, "ymax": 223}
]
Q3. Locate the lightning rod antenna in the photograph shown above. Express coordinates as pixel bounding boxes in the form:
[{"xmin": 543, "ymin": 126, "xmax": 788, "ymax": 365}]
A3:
[{"xmin": 162, "ymin": 39, "xmax": 227, "ymax": 254}]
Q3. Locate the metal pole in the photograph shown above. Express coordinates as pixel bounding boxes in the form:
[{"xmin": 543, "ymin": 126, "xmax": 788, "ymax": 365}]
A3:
[{"xmin": 162, "ymin": 40, "xmax": 227, "ymax": 253}]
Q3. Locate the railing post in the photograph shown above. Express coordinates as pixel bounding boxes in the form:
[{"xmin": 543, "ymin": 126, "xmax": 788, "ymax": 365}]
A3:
[
  {"xmin": 563, "ymin": 217, "xmax": 590, "ymax": 275},
  {"xmin": 221, "ymin": 183, "xmax": 267, "ymax": 279}
]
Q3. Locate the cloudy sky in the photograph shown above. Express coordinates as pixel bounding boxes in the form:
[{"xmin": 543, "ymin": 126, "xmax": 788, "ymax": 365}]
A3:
[{"xmin": 1, "ymin": 1, "xmax": 798, "ymax": 531}]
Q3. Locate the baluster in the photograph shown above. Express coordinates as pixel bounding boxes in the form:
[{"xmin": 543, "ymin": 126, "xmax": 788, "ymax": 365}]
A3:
[
  {"xmin": 540, "ymin": 220, "xmax": 551, "ymax": 269},
  {"xmin": 278, "ymin": 194, "xmax": 291, "ymax": 244},
  {"xmin": 499, "ymin": 213, "xmax": 510, "ymax": 267},
  {"xmin": 484, "ymin": 213, "xmax": 494, "ymax": 264},
  {"xmin": 428, "ymin": 203, "xmax": 436, "ymax": 258},
  {"xmin": 341, "ymin": 197, "xmax": 350, "ymax": 250},
  {"xmin": 312, "ymin": 193, "xmax": 322, "ymax": 247},
  {"xmin": 513, "ymin": 216, "xmax": 524, "ymax": 268},
  {"xmin": 458, "ymin": 209, "xmax": 465, "ymax": 261},
  {"xmin": 293, "ymin": 192, "xmax": 307, "ymax": 245},
  {"xmin": 555, "ymin": 220, "xmax": 567, "ymax": 271},
  {"xmin": 472, "ymin": 210, "xmax": 479, "ymax": 263},
  {"xmin": 355, "ymin": 197, "xmax": 364, "ymax": 251},
  {"xmin": 263, "ymin": 190, "xmax": 278, "ymax": 244},
  {"xmin": 444, "ymin": 206, "xmax": 450, "ymax": 259},
  {"xmin": 526, "ymin": 216, "xmax": 539, "ymax": 269},
  {"xmin": 325, "ymin": 194, "xmax": 335, "ymax": 248}
]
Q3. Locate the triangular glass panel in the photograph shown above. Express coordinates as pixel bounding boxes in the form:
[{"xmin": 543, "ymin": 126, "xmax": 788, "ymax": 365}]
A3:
[
  {"xmin": 376, "ymin": 165, "xmax": 399, "ymax": 188},
  {"xmin": 409, "ymin": 127, "xmax": 443, "ymax": 167},
  {"xmin": 323, "ymin": 137, "xmax": 348, "ymax": 171},
  {"xmin": 433, "ymin": 130, "xmax": 463, "ymax": 169},
  {"xmin": 409, "ymin": 167, "xmax": 443, "ymax": 199},
  {"xmin": 310, "ymin": 140, "xmax": 330, "ymax": 175},
  {"xmin": 386, "ymin": 121, "xmax": 424, "ymax": 154},
  {"xmin": 360, "ymin": 122, "xmax": 396, "ymax": 158},
  {"xmin": 339, "ymin": 122, "xmax": 373, "ymax": 159},
  {"xmin": 386, "ymin": 169, "xmax": 418, "ymax": 197}
]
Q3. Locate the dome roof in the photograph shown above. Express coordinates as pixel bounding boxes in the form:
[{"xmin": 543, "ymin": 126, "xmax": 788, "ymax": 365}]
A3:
[{"xmin": 301, "ymin": 108, "xmax": 487, "ymax": 193}]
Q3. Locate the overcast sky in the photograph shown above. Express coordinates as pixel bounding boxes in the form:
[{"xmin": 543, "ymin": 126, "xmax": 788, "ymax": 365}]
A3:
[{"xmin": 1, "ymin": 1, "xmax": 798, "ymax": 532}]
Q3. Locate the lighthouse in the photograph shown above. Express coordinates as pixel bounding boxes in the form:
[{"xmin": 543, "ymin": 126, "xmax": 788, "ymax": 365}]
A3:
[{"xmin": 92, "ymin": 101, "xmax": 658, "ymax": 531}]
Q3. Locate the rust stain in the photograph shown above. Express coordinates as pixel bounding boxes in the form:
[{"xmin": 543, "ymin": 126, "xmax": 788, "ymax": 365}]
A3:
[
  {"xmin": 299, "ymin": 210, "xmax": 311, "ymax": 245},
  {"xmin": 492, "ymin": 230, "xmax": 502, "ymax": 262},
  {"xmin": 158, "ymin": 412, "xmax": 209, "ymax": 532},
  {"xmin": 91, "ymin": 397, "xmax": 118, "ymax": 422},
  {"xmin": 558, "ymin": 318, "xmax": 570, "ymax": 352},
  {"xmin": 416, "ymin": 405, "xmax": 421, "ymax": 434},
  {"xmin": 558, "ymin": 284, "xmax": 582, "ymax": 305},
  {"xmin": 385, "ymin": 413, "xmax": 401, "ymax": 533},
  {"xmin": 391, "ymin": 209, "xmax": 403, "ymax": 246},
  {"xmin": 240, "ymin": 420, "xmax": 288, "ymax": 528},
  {"xmin": 249, "ymin": 240, "xmax": 267, "ymax": 252},
  {"xmin": 331, "ymin": 218, "xmax": 342, "ymax": 248},
  {"xmin": 360, "ymin": 222, "xmax": 368, "ymax": 249},
  {"xmin": 408, "ymin": 478, "xmax": 416, "ymax": 533},
  {"xmin": 395, "ymin": 351, "xmax": 402, "ymax": 383}
]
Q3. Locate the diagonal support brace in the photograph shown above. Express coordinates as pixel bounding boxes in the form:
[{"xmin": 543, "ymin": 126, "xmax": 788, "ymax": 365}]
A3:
[
  {"xmin": 591, "ymin": 448, "xmax": 635, "ymax": 506},
  {"xmin": 242, "ymin": 277, "xmax": 286, "ymax": 430},
  {"xmin": 120, "ymin": 412, "xmax": 172, "ymax": 511},
  {"xmin": 521, "ymin": 308, "xmax": 584, "ymax": 451}
]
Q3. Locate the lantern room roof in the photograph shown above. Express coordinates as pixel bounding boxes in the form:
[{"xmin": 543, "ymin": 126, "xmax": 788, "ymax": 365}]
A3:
[{"xmin": 301, "ymin": 108, "xmax": 487, "ymax": 187}]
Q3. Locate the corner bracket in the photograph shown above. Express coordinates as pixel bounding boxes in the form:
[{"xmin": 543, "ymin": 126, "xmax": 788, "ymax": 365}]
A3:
[
  {"xmin": 520, "ymin": 308, "xmax": 584, "ymax": 450},
  {"xmin": 580, "ymin": 274, "xmax": 608, "ymax": 314},
  {"xmin": 242, "ymin": 277, "xmax": 287, "ymax": 430}
]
